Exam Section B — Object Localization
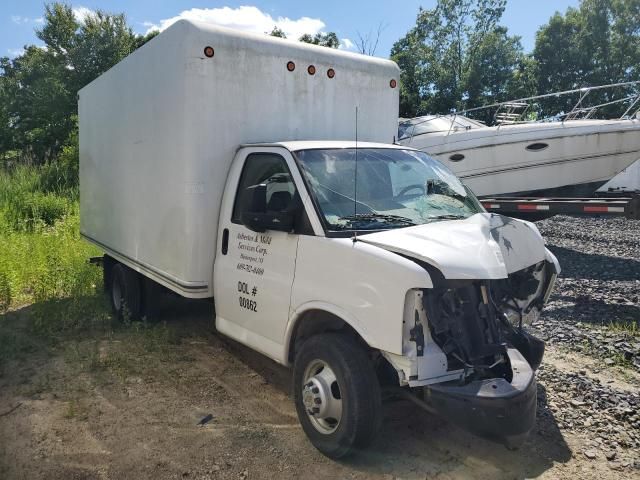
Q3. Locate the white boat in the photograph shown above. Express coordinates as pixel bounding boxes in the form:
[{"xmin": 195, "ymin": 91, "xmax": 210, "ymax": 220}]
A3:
[
  {"xmin": 598, "ymin": 159, "xmax": 640, "ymax": 193},
  {"xmin": 398, "ymin": 83, "xmax": 640, "ymax": 197}
]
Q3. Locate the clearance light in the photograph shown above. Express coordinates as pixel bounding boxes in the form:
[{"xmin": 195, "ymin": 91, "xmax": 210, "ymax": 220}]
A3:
[
  {"xmin": 327, "ymin": 68, "xmax": 335, "ymax": 79},
  {"xmin": 390, "ymin": 79, "xmax": 397, "ymax": 88},
  {"xmin": 204, "ymin": 46, "xmax": 214, "ymax": 58},
  {"xmin": 308, "ymin": 65, "xmax": 316, "ymax": 75},
  {"xmin": 287, "ymin": 61, "xmax": 296, "ymax": 72}
]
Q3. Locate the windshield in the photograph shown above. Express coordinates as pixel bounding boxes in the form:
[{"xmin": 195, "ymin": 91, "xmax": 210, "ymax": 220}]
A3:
[
  {"xmin": 295, "ymin": 148, "xmax": 484, "ymax": 232},
  {"xmin": 398, "ymin": 115, "xmax": 484, "ymax": 140}
]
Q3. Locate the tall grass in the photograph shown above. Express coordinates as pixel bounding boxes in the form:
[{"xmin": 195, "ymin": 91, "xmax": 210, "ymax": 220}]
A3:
[
  {"xmin": 0, "ymin": 154, "xmax": 174, "ymax": 374},
  {"xmin": 0, "ymin": 162, "xmax": 103, "ymax": 332},
  {"xmin": 0, "ymin": 161, "xmax": 77, "ymax": 231}
]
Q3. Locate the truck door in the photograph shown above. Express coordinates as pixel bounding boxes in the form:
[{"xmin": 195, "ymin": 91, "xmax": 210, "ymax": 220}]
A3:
[{"xmin": 214, "ymin": 150, "xmax": 302, "ymax": 360}]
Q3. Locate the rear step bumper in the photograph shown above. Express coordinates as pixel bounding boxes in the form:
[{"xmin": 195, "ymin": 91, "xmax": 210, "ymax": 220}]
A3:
[{"xmin": 399, "ymin": 349, "xmax": 537, "ymax": 448}]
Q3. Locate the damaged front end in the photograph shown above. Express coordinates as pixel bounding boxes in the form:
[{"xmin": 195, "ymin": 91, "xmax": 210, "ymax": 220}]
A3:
[{"xmin": 384, "ymin": 259, "xmax": 557, "ymax": 448}]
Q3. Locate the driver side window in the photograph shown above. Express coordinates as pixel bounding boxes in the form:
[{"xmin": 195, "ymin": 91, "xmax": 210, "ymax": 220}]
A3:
[{"xmin": 232, "ymin": 153, "xmax": 297, "ymax": 224}]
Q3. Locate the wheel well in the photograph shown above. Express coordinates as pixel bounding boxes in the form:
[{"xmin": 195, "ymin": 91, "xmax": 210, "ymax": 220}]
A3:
[
  {"xmin": 288, "ymin": 310, "xmax": 400, "ymax": 387},
  {"xmin": 287, "ymin": 310, "xmax": 364, "ymax": 364}
]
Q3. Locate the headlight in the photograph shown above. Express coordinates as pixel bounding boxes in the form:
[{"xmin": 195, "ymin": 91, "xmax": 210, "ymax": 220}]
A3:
[{"xmin": 492, "ymin": 261, "xmax": 548, "ymax": 328}]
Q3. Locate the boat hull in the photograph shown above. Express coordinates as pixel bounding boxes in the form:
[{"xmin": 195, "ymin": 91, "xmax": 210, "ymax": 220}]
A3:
[
  {"xmin": 401, "ymin": 119, "xmax": 640, "ymax": 197},
  {"xmin": 598, "ymin": 159, "xmax": 640, "ymax": 193}
]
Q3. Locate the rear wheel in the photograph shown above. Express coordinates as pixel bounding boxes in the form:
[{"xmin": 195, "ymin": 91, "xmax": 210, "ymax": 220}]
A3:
[
  {"xmin": 109, "ymin": 263, "xmax": 142, "ymax": 320},
  {"xmin": 141, "ymin": 275, "xmax": 165, "ymax": 322},
  {"xmin": 293, "ymin": 333, "xmax": 381, "ymax": 459}
]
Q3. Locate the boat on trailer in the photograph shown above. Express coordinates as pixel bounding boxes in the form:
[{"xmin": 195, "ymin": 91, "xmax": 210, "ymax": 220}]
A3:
[
  {"xmin": 598, "ymin": 159, "xmax": 640, "ymax": 194},
  {"xmin": 398, "ymin": 82, "xmax": 640, "ymax": 197}
]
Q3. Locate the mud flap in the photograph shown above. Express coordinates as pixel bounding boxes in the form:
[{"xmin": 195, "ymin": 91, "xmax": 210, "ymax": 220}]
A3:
[{"xmin": 422, "ymin": 348, "xmax": 537, "ymax": 448}]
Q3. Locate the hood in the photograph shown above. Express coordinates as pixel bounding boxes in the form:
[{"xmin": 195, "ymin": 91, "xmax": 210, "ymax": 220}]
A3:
[{"xmin": 357, "ymin": 213, "xmax": 547, "ymax": 279}]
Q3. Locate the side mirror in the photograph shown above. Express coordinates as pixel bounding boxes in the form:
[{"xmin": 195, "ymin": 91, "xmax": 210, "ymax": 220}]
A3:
[{"xmin": 241, "ymin": 184, "xmax": 295, "ymax": 233}]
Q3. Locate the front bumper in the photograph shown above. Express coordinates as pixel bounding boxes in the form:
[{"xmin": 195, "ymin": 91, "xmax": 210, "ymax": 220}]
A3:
[{"xmin": 422, "ymin": 348, "xmax": 537, "ymax": 448}]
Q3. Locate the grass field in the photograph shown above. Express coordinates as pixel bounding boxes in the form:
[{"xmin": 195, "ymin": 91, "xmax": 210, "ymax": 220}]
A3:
[
  {"xmin": 0, "ymin": 164, "xmax": 107, "ymax": 363},
  {"xmin": 0, "ymin": 163, "xmax": 193, "ymax": 393}
]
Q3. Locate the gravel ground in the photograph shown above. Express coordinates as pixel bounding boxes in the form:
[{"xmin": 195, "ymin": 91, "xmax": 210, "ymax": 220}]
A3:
[
  {"xmin": 533, "ymin": 215, "xmax": 640, "ymax": 470},
  {"xmin": 535, "ymin": 216, "xmax": 640, "ymax": 369}
]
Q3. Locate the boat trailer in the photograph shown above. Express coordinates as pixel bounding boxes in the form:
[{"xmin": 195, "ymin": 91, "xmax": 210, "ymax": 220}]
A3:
[{"xmin": 480, "ymin": 195, "xmax": 640, "ymax": 220}]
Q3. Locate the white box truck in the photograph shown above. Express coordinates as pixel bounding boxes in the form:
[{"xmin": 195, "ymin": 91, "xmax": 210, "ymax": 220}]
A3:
[{"xmin": 79, "ymin": 19, "xmax": 560, "ymax": 458}]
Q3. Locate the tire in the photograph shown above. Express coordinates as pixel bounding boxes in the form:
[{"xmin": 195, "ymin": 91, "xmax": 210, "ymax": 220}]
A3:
[
  {"xmin": 141, "ymin": 276, "xmax": 164, "ymax": 322},
  {"xmin": 102, "ymin": 255, "xmax": 113, "ymax": 293},
  {"xmin": 293, "ymin": 333, "xmax": 382, "ymax": 459},
  {"xmin": 109, "ymin": 263, "xmax": 142, "ymax": 321}
]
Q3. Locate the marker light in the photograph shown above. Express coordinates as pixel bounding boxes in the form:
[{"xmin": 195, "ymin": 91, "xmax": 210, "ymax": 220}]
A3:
[
  {"xmin": 308, "ymin": 65, "xmax": 316, "ymax": 75},
  {"xmin": 327, "ymin": 68, "xmax": 335, "ymax": 79},
  {"xmin": 204, "ymin": 46, "xmax": 214, "ymax": 58},
  {"xmin": 390, "ymin": 79, "xmax": 397, "ymax": 88},
  {"xmin": 287, "ymin": 61, "xmax": 296, "ymax": 71}
]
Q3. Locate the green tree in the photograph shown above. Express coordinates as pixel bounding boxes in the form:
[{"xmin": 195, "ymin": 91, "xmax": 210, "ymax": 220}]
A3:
[
  {"xmin": 505, "ymin": 54, "xmax": 538, "ymax": 102},
  {"xmin": 391, "ymin": 0, "xmax": 525, "ymax": 118},
  {"xmin": 135, "ymin": 30, "xmax": 159, "ymax": 49},
  {"xmin": 68, "ymin": 9, "xmax": 139, "ymax": 90},
  {"xmin": 268, "ymin": 27, "xmax": 340, "ymax": 49},
  {"xmin": 268, "ymin": 26, "xmax": 287, "ymax": 38},
  {"xmin": 534, "ymin": 0, "xmax": 640, "ymax": 117},
  {"xmin": 299, "ymin": 32, "xmax": 340, "ymax": 49},
  {"xmin": 0, "ymin": 2, "xmax": 150, "ymax": 165},
  {"xmin": 0, "ymin": 70, "xmax": 15, "ymax": 159},
  {"xmin": 1, "ymin": 45, "xmax": 73, "ymax": 164},
  {"xmin": 464, "ymin": 27, "xmax": 527, "ymax": 116}
]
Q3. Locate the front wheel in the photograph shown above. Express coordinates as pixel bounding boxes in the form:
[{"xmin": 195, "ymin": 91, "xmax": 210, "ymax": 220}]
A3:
[{"xmin": 293, "ymin": 333, "xmax": 381, "ymax": 459}]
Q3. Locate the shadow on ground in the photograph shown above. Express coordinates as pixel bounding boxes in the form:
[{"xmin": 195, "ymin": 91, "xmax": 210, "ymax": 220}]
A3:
[
  {"xmin": 0, "ymin": 295, "xmax": 572, "ymax": 480},
  {"xmin": 548, "ymin": 245, "xmax": 640, "ymax": 282},
  {"xmin": 168, "ymin": 300, "xmax": 573, "ymax": 479},
  {"xmin": 544, "ymin": 299, "xmax": 639, "ymax": 326}
]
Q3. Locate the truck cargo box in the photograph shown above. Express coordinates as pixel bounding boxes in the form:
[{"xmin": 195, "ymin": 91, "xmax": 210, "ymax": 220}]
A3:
[{"xmin": 79, "ymin": 19, "xmax": 399, "ymax": 297}]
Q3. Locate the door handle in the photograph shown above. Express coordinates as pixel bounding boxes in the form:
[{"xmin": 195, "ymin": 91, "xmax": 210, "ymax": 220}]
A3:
[{"xmin": 221, "ymin": 228, "xmax": 229, "ymax": 255}]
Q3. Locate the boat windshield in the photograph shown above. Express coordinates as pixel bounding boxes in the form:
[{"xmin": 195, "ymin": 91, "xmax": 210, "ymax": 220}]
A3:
[
  {"xmin": 295, "ymin": 148, "xmax": 484, "ymax": 232},
  {"xmin": 398, "ymin": 115, "xmax": 484, "ymax": 140}
]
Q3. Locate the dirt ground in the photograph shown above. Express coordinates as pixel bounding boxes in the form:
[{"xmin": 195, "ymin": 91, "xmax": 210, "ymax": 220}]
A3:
[{"xmin": 1, "ymin": 299, "xmax": 638, "ymax": 480}]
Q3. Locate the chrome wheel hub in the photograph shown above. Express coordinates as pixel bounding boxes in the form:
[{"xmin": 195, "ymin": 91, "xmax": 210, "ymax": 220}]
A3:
[{"xmin": 302, "ymin": 359, "xmax": 342, "ymax": 434}]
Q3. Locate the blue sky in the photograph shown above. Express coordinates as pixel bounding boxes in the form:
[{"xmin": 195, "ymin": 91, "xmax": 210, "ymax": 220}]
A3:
[{"xmin": 2, "ymin": 1, "xmax": 580, "ymax": 59}]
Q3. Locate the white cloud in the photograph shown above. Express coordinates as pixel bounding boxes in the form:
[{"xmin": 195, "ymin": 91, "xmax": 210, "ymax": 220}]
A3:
[
  {"xmin": 11, "ymin": 15, "xmax": 38, "ymax": 25},
  {"xmin": 34, "ymin": 17, "xmax": 44, "ymax": 25},
  {"xmin": 7, "ymin": 47, "xmax": 25, "ymax": 57},
  {"xmin": 144, "ymin": 6, "xmax": 325, "ymax": 40},
  {"xmin": 72, "ymin": 6, "xmax": 95, "ymax": 24},
  {"xmin": 339, "ymin": 38, "xmax": 355, "ymax": 51}
]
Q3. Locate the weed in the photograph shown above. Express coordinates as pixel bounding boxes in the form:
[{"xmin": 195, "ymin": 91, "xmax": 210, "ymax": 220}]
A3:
[
  {"xmin": 63, "ymin": 399, "xmax": 88, "ymax": 420},
  {"xmin": 4, "ymin": 191, "xmax": 70, "ymax": 231},
  {"xmin": 610, "ymin": 351, "xmax": 634, "ymax": 368},
  {"xmin": 0, "ymin": 207, "xmax": 102, "ymax": 309},
  {"xmin": 63, "ymin": 400, "xmax": 77, "ymax": 419},
  {"xmin": 606, "ymin": 320, "xmax": 639, "ymax": 336}
]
